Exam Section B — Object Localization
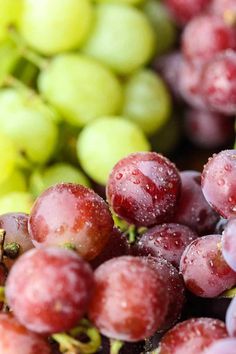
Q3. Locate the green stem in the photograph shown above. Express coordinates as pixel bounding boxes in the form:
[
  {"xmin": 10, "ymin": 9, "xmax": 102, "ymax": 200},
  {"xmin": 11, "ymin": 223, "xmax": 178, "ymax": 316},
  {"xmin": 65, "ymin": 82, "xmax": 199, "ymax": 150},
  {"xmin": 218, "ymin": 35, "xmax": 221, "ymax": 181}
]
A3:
[
  {"xmin": 127, "ymin": 225, "xmax": 136, "ymax": 244},
  {"xmin": 221, "ymin": 287, "xmax": 236, "ymax": 298},
  {"xmin": 0, "ymin": 286, "xmax": 5, "ymax": 303},
  {"xmin": 0, "ymin": 229, "xmax": 6, "ymax": 262},
  {"xmin": 4, "ymin": 242, "xmax": 20, "ymax": 259},
  {"xmin": 110, "ymin": 339, "xmax": 124, "ymax": 354},
  {"xmin": 63, "ymin": 243, "xmax": 77, "ymax": 251}
]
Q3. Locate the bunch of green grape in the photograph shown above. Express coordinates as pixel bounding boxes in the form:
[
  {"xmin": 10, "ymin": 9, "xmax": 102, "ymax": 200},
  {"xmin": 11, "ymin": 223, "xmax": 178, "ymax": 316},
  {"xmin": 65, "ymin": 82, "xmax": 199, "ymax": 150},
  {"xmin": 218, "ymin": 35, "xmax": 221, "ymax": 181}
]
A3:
[{"xmin": 0, "ymin": 0, "xmax": 177, "ymax": 212}]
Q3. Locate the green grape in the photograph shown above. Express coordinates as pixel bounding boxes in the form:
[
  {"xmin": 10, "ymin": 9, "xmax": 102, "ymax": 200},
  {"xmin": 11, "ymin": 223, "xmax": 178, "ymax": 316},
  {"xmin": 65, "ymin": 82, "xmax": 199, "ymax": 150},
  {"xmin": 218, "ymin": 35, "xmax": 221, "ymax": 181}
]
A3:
[
  {"xmin": 0, "ymin": 133, "xmax": 17, "ymax": 184},
  {"xmin": 0, "ymin": 88, "xmax": 58, "ymax": 165},
  {"xmin": 38, "ymin": 54, "xmax": 123, "ymax": 127},
  {"xmin": 82, "ymin": 3, "xmax": 155, "ymax": 75},
  {"xmin": 0, "ymin": 192, "xmax": 33, "ymax": 214},
  {"xmin": 0, "ymin": 169, "xmax": 27, "ymax": 197},
  {"xmin": 18, "ymin": 0, "xmax": 93, "ymax": 55},
  {"xmin": 30, "ymin": 162, "xmax": 90, "ymax": 197},
  {"xmin": 0, "ymin": 40, "xmax": 20, "ymax": 85},
  {"xmin": 122, "ymin": 69, "xmax": 172, "ymax": 135},
  {"xmin": 0, "ymin": 0, "xmax": 21, "ymax": 43},
  {"xmin": 143, "ymin": 0, "xmax": 177, "ymax": 55},
  {"xmin": 95, "ymin": 0, "xmax": 144, "ymax": 6},
  {"xmin": 77, "ymin": 116, "xmax": 150, "ymax": 185}
]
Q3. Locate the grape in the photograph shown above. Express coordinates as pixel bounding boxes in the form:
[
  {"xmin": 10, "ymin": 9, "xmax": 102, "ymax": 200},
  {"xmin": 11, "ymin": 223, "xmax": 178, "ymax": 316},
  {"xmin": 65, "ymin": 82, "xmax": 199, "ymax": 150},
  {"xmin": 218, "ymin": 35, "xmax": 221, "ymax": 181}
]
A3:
[
  {"xmin": 0, "ymin": 192, "xmax": 33, "ymax": 215},
  {"xmin": 82, "ymin": 3, "xmax": 155, "ymax": 75},
  {"xmin": 182, "ymin": 15, "xmax": 236, "ymax": 65},
  {"xmin": 0, "ymin": 88, "xmax": 58, "ymax": 165},
  {"xmin": 157, "ymin": 318, "xmax": 227, "ymax": 354},
  {"xmin": 184, "ymin": 109, "xmax": 234, "ymax": 149},
  {"xmin": 173, "ymin": 170, "xmax": 220, "ymax": 235},
  {"xmin": 106, "ymin": 152, "xmax": 181, "ymax": 227},
  {"xmin": 77, "ymin": 117, "xmax": 150, "ymax": 185},
  {"xmin": 180, "ymin": 234, "xmax": 236, "ymax": 297},
  {"xmin": 30, "ymin": 163, "xmax": 90, "ymax": 197},
  {"xmin": 204, "ymin": 338, "xmax": 236, "ymax": 354},
  {"xmin": 208, "ymin": 0, "xmax": 236, "ymax": 21},
  {"xmin": 226, "ymin": 296, "xmax": 236, "ymax": 336},
  {"xmin": 0, "ymin": 40, "xmax": 20, "ymax": 85},
  {"xmin": 0, "ymin": 313, "xmax": 51, "ymax": 354},
  {"xmin": 38, "ymin": 54, "xmax": 123, "ymax": 127},
  {"xmin": 138, "ymin": 223, "xmax": 198, "ymax": 267},
  {"xmin": 0, "ymin": 0, "xmax": 21, "ymax": 43},
  {"xmin": 88, "ymin": 256, "xmax": 169, "ymax": 341},
  {"xmin": 143, "ymin": 0, "xmax": 177, "ymax": 55},
  {"xmin": 0, "ymin": 133, "xmax": 16, "ymax": 184},
  {"xmin": 122, "ymin": 69, "xmax": 172, "ymax": 136},
  {"xmin": 222, "ymin": 218, "xmax": 236, "ymax": 271},
  {"xmin": 164, "ymin": 0, "xmax": 211, "ymax": 25},
  {"xmin": 29, "ymin": 183, "xmax": 114, "ymax": 260},
  {"xmin": 18, "ymin": 0, "xmax": 92, "ymax": 55},
  {"xmin": 6, "ymin": 247, "xmax": 94, "ymax": 334},
  {"xmin": 0, "ymin": 169, "xmax": 27, "ymax": 197},
  {"xmin": 201, "ymin": 50, "xmax": 236, "ymax": 115},
  {"xmin": 201, "ymin": 150, "xmax": 236, "ymax": 219}
]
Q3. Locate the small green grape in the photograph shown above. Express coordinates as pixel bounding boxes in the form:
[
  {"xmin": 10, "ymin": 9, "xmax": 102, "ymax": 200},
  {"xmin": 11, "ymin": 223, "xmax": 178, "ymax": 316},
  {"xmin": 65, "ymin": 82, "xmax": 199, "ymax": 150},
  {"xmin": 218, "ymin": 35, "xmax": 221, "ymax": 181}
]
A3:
[
  {"xmin": 0, "ymin": 169, "xmax": 27, "ymax": 197},
  {"xmin": 82, "ymin": 3, "xmax": 155, "ymax": 75},
  {"xmin": 38, "ymin": 54, "xmax": 123, "ymax": 127},
  {"xmin": 95, "ymin": 0, "xmax": 144, "ymax": 6},
  {"xmin": 122, "ymin": 69, "xmax": 172, "ymax": 135},
  {"xmin": 0, "ymin": 133, "xmax": 17, "ymax": 184},
  {"xmin": 18, "ymin": 0, "xmax": 93, "ymax": 55},
  {"xmin": 0, "ymin": 192, "xmax": 34, "ymax": 214},
  {"xmin": 77, "ymin": 116, "xmax": 150, "ymax": 185},
  {"xmin": 30, "ymin": 163, "xmax": 90, "ymax": 197},
  {"xmin": 0, "ymin": 0, "xmax": 22, "ymax": 43},
  {"xmin": 0, "ymin": 40, "xmax": 20, "ymax": 85},
  {"xmin": 0, "ymin": 88, "xmax": 58, "ymax": 165},
  {"xmin": 143, "ymin": 0, "xmax": 177, "ymax": 55}
]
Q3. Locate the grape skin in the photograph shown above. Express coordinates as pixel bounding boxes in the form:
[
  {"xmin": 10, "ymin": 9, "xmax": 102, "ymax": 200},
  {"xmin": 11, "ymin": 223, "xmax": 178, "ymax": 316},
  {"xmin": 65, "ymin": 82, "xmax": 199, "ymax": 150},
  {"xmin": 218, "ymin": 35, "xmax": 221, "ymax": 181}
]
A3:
[
  {"xmin": 222, "ymin": 218, "xmax": 236, "ymax": 271},
  {"xmin": 6, "ymin": 247, "xmax": 94, "ymax": 334},
  {"xmin": 226, "ymin": 296, "xmax": 236, "ymax": 336},
  {"xmin": 204, "ymin": 338, "xmax": 236, "ymax": 354}
]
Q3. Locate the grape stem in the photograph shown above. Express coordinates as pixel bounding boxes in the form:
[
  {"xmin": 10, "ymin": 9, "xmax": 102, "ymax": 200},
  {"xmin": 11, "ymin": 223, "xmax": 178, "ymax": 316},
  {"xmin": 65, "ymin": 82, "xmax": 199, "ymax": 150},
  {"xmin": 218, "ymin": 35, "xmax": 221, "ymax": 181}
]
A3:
[
  {"xmin": 224, "ymin": 10, "xmax": 236, "ymax": 26},
  {"xmin": 4, "ymin": 242, "xmax": 20, "ymax": 259},
  {"xmin": 110, "ymin": 339, "xmax": 124, "ymax": 354},
  {"xmin": 0, "ymin": 229, "xmax": 6, "ymax": 262},
  {"xmin": 221, "ymin": 287, "xmax": 236, "ymax": 298},
  {"xmin": 0, "ymin": 286, "xmax": 5, "ymax": 303}
]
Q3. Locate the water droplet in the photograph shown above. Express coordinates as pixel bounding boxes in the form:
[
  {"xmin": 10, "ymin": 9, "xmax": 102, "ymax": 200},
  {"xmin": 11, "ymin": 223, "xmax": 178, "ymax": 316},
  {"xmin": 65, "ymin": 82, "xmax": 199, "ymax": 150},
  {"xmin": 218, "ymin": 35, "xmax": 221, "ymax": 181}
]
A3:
[
  {"xmin": 217, "ymin": 179, "xmax": 225, "ymax": 186},
  {"xmin": 116, "ymin": 173, "xmax": 123, "ymax": 180}
]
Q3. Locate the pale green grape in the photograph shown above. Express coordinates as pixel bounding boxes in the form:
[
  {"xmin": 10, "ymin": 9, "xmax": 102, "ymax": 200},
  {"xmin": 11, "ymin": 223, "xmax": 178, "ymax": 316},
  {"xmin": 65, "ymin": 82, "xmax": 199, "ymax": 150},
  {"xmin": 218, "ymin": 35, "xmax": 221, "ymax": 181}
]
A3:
[
  {"xmin": 95, "ymin": 0, "xmax": 144, "ymax": 6},
  {"xmin": 143, "ymin": 0, "xmax": 177, "ymax": 55},
  {"xmin": 0, "ymin": 0, "xmax": 22, "ymax": 43},
  {"xmin": 77, "ymin": 116, "xmax": 150, "ymax": 185},
  {"xmin": 0, "ymin": 169, "xmax": 27, "ymax": 197},
  {"xmin": 0, "ymin": 133, "xmax": 17, "ymax": 184},
  {"xmin": 18, "ymin": 0, "xmax": 93, "ymax": 55},
  {"xmin": 0, "ymin": 192, "xmax": 33, "ymax": 214},
  {"xmin": 38, "ymin": 54, "xmax": 123, "ymax": 127},
  {"xmin": 30, "ymin": 162, "xmax": 90, "ymax": 197},
  {"xmin": 0, "ymin": 88, "xmax": 58, "ymax": 165},
  {"xmin": 82, "ymin": 3, "xmax": 155, "ymax": 75},
  {"xmin": 122, "ymin": 69, "xmax": 172, "ymax": 135},
  {"xmin": 0, "ymin": 40, "xmax": 20, "ymax": 85}
]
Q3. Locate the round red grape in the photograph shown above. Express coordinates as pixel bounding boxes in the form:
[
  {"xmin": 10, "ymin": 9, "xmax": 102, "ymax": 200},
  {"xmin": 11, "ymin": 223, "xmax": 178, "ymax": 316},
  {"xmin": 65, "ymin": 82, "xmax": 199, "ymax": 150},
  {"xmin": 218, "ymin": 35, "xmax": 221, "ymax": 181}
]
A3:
[
  {"xmin": 29, "ymin": 183, "xmax": 114, "ymax": 260},
  {"xmin": 157, "ymin": 318, "xmax": 228, "ymax": 354},
  {"xmin": 226, "ymin": 296, "xmax": 236, "ymax": 336},
  {"xmin": 88, "ymin": 256, "xmax": 169, "ymax": 342},
  {"xmin": 106, "ymin": 152, "xmax": 181, "ymax": 227},
  {"xmin": 201, "ymin": 150, "xmax": 236, "ymax": 219},
  {"xmin": 204, "ymin": 338, "xmax": 236, "ymax": 354},
  {"xmin": 5, "ymin": 247, "xmax": 94, "ymax": 334},
  {"xmin": 180, "ymin": 234, "xmax": 236, "ymax": 297},
  {"xmin": 0, "ymin": 313, "xmax": 51, "ymax": 354}
]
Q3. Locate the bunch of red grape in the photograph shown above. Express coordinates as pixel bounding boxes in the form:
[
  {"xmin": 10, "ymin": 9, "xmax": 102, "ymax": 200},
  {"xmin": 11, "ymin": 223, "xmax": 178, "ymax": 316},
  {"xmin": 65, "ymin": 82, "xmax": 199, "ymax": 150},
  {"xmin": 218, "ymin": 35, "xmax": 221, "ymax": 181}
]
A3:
[{"xmin": 0, "ymin": 148, "xmax": 236, "ymax": 353}]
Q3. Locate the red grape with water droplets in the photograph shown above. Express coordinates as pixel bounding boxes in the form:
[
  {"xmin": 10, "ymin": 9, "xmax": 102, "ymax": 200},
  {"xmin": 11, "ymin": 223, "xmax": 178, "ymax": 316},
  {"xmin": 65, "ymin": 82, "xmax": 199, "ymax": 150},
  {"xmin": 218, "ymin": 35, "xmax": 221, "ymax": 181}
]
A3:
[
  {"xmin": 222, "ymin": 218, "xmax": 236, "ymax": 271},
  {"xmin": 164, "ymin": 0, "xmax": 211, "ymax": 26},
  {"xmin": 157, "ymin": 318, "xmax": 228, "ymax": 354},
  {"xmin": 184, "ymin": 109, "xmax": 234, "ymax": 149},
  {"xmin": 204, "ymin": 338, "xmax": 236, "ymax": 354},
  {"xmin": 173, "ymin": 170, "xmax": 219, "ymax": 235},
  {"xmin": 201, "ymin": 50, "xmax": 236, "ymax": 115},
  {"xmin": 226, "ymin": 296, "xmax": 236, "ymax": 336},
  {"xmin": 5, "ymin": 247, "xmax": 94, "ymax": 334},
  {"xmin": 106, "ymin": 152, "xmax": 181, "ymax": 227},
  {"xmin": 29, "ymin": 183, "xmax": 113, "ymax": 260},
  {"xmin": 0, "ymin": 313, "xmax": 51, "ymax": 354},
  {"xmin": 138, "ymin": 223, "xmax": 198, "ymax": 267},
  {"xmin": 201, "ymin": 150, "xmax": 236, "ymax": 219},
  {"xmin": 88, "ymin": 256, "xmax": 169, "ymax": 342},
  {"xmin": 180, "ymin": 234, "xmax": 236, "ymax": 297},
  {"xmin": 182, "ymin": 15, "xmax": 236, "ymax": 65}
]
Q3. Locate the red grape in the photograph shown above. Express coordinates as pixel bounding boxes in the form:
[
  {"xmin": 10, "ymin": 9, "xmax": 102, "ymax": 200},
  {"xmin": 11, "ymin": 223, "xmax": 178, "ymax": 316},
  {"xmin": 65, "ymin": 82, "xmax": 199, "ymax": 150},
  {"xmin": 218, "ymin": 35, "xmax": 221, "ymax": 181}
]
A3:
[
  {"xmin": 88, "ymin": 256, "xmax": 169, "ymax": 342},
  {"xmin": 173, "ymin": 170, "xmax": 219, "ymax": 235},
  {"xmin": 106, "ymin": 152, "xmax": 181, "ymax": 227},
  {"xmin": 182, "ymin": 15, "xmax": 236, "ymax": 65},
  {"xmin": 204, "ymin": 338, "xmax": 236, "ymax": 354},
  {"xmin": 201, "ymin": 50, "xmax": 236, "ymax": 115},
  {"xmin": 138, "ymin": 223, "xmax": 198, "ymax": 267},
  {"xmin": 180, "ymin": 234, "xmax": 236, "ymax": 297},
  {"xmin": 5, "ymin": 247, "xmax": 94, "ymax": 334},
  {"xmin": 29, "ymin": 183, "xmax": 114, "ymax": 260},
  {"xmin": 208, "ymin": 0, "xmax": 236, "ymax": 21},
  {"xmin": 226, "ymin": 296, "xmax": 236, "ymax": 336},
  {"xmin": 0, "ymin": 313, "xmax": 51, "ymax": 354},
  {"xmin": 157, "ymin": 318, "xmax": 228, "ymax": 354},
  {"xmin": 201, "ymin": 150, "xmax": 236, "ymax": 219},
  {"xmin": 222, "ymin": 218, "xmax": 236, "ymax": 271},
  {"xmin": 164, "ymin": 0, "xmax": 211, "ymax": 26}
]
